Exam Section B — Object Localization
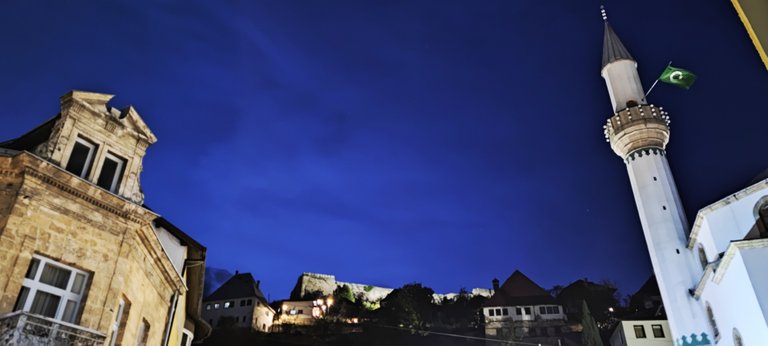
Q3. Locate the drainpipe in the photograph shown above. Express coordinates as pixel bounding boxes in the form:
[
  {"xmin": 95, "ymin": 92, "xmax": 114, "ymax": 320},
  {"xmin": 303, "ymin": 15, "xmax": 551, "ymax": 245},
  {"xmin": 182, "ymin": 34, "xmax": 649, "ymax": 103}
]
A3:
[{"xmin": 161, "ymin": 292, "xmax": 180, "ymax": 346}]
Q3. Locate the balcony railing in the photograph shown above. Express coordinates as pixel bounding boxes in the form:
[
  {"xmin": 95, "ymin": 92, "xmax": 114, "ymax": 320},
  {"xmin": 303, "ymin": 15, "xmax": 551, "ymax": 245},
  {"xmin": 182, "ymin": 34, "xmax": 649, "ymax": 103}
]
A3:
[{"xmin": 0, "ymin": 311, "xmax": 106, "ymax": 346}]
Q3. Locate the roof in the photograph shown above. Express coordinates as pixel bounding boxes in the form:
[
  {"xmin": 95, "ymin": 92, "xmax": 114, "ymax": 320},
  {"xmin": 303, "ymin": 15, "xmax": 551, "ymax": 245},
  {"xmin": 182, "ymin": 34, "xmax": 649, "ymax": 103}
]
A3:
[
  {"xmin": 0, "ymin": 115, "xmax": 60, "ymax": 151},
  {"xmin": 204, "ymin": 272, "xmax": 269, "ymax": 306},
  {"xmin": 483, "ymin": 270, "xmax": 555, "ymax": 307},
  {"xmin": 602, "ymin": 22, "xmax": 634, "ymax": 68},
  {"xmin": 633, "ymin": 275, "xmax": 660, "ymax": 297}
]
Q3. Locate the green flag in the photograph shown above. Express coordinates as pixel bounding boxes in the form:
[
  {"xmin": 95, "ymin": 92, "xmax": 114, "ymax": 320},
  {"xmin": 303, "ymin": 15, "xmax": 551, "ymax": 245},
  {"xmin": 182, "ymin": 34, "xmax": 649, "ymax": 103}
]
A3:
[{"xmin": 659, "ymin": 65, "xmax": 696, "ymax": 89}]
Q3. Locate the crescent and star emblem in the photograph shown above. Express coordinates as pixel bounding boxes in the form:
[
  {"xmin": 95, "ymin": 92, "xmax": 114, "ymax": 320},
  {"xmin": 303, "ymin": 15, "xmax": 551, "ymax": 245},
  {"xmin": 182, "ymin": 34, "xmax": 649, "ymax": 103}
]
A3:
[{"xmin": 670, "ymin": 71, "xmax": 684, "ymax": 80}]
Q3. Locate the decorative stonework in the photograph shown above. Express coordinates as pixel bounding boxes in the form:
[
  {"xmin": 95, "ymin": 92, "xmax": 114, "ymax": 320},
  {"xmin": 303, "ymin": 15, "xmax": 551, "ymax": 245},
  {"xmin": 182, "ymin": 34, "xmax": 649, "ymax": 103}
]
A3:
[
  {"xmin": 676, "ymin": 332, "xmax": 712, "ymax": 346},
  {"xmin": 603, "ymin": 104, "xmax": 670, "ymax": 158},
  {"xmin": 624, "ymin": 147, "xmax": 666, "ymax": 163}
]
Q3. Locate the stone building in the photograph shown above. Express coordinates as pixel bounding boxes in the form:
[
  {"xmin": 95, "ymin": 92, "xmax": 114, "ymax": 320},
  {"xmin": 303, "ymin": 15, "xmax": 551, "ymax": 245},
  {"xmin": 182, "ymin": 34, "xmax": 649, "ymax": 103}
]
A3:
[
  {"xmin": 0, "ymin": 91, "xmax": 210, "ymax": 345},
  {"xmin": 290, "ymin": 272, "xmax": 491, "ymax": 304},
  {"xmin": 482, "ymin": 271, "xmax": 568, "ymax": 345},
  {"xmin": 202, "ymin": 272, "xmax": 275, "ymax": 332}
]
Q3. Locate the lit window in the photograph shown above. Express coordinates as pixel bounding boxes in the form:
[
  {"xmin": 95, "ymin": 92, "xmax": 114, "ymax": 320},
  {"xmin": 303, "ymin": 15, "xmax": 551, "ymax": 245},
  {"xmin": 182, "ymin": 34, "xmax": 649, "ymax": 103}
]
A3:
[
  {"xmin": 651, "ymin": 324, "xmax": 664, "ymax": 338},
  {"xmin": 65, "ymin": 137, "xmax": 97, "ymax": 178},
  {"xmin": 205, "ymin": 304, "xmax": 211, "ymax": 310},
  {"xmin": 224, "ymin": 301, "xmax": 231, "ymax": 309},
  {"xmin": 634, "ymin": 325, "xmax": 646, "ymax": 338},
  {"xmin": 214, "ymin": 303, "xmax": 220, "ymax": 309},
  {"xmin": 96, "ymin": 152, "xmax": 126, "ymax": 192},
  {"xmin": 489, "ymin": 309, "xmax": 495, "ymax": 316},
  {"xmin": 13, "ymin": 255, "xmax": 89, "ymax": 323}
]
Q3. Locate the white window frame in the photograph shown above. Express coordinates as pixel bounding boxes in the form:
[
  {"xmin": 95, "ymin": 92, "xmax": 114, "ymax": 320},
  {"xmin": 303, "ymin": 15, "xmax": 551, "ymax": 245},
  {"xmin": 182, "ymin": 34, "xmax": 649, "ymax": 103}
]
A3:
[
  {"xmin": 69, "ymin": 137, "xmax": 97, "ymax": 179},
  {"xmin": 181, "ymin": 329, "xmax": 194, "ymax": 346},
  {"xmin": 110, "ymin": 298, "xmax": 126, "ymax": 346},
  {"xmin": 17, "ymin": 254, "xmax": 89, "ymax": 323},
  {"xmin": 99, "ymin": 152, "xmax": 126, "ymax": 193}
]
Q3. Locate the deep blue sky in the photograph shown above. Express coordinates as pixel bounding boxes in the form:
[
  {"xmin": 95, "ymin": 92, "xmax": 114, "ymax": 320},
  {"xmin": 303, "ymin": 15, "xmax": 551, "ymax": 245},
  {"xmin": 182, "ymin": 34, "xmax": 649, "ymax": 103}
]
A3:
[{"xmin": 1, "ymin": 1, "xmax": 766, "ymax": 301}]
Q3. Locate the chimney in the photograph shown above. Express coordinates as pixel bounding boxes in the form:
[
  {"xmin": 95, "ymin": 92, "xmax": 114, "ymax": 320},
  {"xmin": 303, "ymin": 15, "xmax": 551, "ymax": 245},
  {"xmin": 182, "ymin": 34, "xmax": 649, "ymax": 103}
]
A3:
[
  {"xmin": 492, "ymin": 278, "xmax": 500, "ymax": 291},
  {"xmin": 256, "ymin": 280, "xmax": 260, "ymax": 288},
  {"xmin": 235, "ymin": 270, "xmax": 239, "ymax": 275}
]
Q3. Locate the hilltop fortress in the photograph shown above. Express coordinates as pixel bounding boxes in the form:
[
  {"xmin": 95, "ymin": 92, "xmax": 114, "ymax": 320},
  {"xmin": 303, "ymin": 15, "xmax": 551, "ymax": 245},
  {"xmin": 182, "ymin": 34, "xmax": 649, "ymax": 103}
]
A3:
[{"xmin": 289, "ymin": 272, "xmax": 493, "ymax": 303}]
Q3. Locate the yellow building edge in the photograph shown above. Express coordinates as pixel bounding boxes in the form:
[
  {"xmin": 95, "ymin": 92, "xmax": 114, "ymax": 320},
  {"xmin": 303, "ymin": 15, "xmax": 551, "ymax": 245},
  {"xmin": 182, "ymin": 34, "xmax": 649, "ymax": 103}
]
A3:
[{"xmin": 732, "ymin": 0, "xmax": 768, "ymax": 70}]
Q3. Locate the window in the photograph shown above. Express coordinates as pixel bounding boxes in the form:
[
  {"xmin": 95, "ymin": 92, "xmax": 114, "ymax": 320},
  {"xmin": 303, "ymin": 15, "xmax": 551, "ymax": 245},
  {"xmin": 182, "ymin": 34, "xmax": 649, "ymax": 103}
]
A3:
[
  {"xmin": 524, "ymin": 307, "xmax": 531, "ymax": 315},
  {"xmin": 224, "ymin": 301, "xmax": 233, "ymax": 309},
  {"xmin": 298, "ymin": 309, "xmax": 303, "ymax": 314},
  {"xmin": 110, "ymin": 297, "xmax": 131, "ymax": 346},
  {"xmin": 488, "ymin": 309, "xmax": 495, "ymax": 316},
  {"xmin": 634, "ymin": 325, "xmax": 646, "ymax": 338},
  {"xmin": 495, "ymin": 308, "xmax": 501, "ymax": 316},
  {"xmin": 65, "ymin": 137, "xmax": 97, "ymax": 178},
  {"xmin": 515, "ymin": 307, "xmax": 522, "ymax": 315},
  {"xmin": 247, "ymin": 299, "xmax": 253, "ymax": 306},
  {"xmin": 706, "ymin": 303, "xmax": 719, "ymax": 339},
  {"xmin": 135, "ymin": 319, "xmax": 149, "ymax": 346},
  {"xmin": 545, "ymin": 306, "xmax": 559, "ymax": 314},
  {"xmin": 13, "ymin": 255, "xmax": 89, "ymax": 323},
  {"xmin": 502, "ymin": 308, "xmax": 508, "ymax": 316},
  {"xmin": 205, "ymin": 304, "xmax": 211, "ymax": 310},
  {"xmin": 180, "ymin": 330, "xmax": 194, "ymax": 346},
  {"xmin": 240, "ymin": 300, "xmax": 246, "ymax": 307},
  {"xmin": 214, "ymin": 303, "xmax": 220, "ymax": 309},
  {"xmin": 540, "ymin": 306, "xmax": 546, "ymax": 314},
  {"xmin": 96, "ymin": 152, "xmax": 126, "ymax": 192},
  {"xmin": 651, "ymin": 324, "xmax": 664, "ymax": 338}
]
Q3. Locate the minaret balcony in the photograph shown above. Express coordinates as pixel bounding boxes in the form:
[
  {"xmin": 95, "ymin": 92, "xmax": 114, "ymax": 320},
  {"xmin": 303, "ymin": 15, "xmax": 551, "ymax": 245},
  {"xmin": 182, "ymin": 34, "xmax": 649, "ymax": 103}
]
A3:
[{"xmin": 603, "ymin": 104, "xmax": 671, "ymax": 158}]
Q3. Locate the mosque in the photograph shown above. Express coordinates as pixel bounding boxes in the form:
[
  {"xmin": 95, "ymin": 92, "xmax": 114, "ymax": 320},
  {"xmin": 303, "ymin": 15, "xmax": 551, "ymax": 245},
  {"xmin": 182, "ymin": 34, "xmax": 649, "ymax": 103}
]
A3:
[{"xmin": 600, "ymin": 11, "xmax": 768, "ymax": 346}]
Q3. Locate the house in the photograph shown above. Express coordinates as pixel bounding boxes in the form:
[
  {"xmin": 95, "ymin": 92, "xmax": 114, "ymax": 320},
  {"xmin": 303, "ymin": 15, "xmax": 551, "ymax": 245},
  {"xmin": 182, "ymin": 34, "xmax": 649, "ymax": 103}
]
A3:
[
  {"xmin": 274, "ymin": 298, "xmax": 332, "ymax": 326},
  {"xmin": 482, "ymin": 270, "xmax": 568, "ymax": 344},
  {"xmin": 610, "ymin": 320, "xmax": 673, "ymax": 346},
  {"xmin": 609, "ymin": 277, "xmax": 672, "ymax": 346},
  {"xmin": 0, "ymin": 91, "xmax": 210, "ymax": 345},
  {"xmin": 203, "ymin": 272, "xmax": 275, "ymax": 332}
]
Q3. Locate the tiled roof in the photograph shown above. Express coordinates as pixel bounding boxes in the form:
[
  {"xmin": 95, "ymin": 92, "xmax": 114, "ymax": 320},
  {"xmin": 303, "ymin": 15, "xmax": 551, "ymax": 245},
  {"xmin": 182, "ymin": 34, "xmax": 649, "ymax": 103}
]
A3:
[
  {"xmin": 483, "ymin": 270, "xmax": 555, "ymax": 307},
  {"xmin": 204, "ymin": 272, "xmax": 268, "ymax": 306}
]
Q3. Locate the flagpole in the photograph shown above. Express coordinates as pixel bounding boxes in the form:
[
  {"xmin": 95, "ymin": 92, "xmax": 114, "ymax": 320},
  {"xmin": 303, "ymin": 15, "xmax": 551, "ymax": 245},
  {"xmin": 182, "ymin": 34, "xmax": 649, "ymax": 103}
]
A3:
[{"xmin": 644, "ymin": 61, "xmax": 672, "ymax": 98}]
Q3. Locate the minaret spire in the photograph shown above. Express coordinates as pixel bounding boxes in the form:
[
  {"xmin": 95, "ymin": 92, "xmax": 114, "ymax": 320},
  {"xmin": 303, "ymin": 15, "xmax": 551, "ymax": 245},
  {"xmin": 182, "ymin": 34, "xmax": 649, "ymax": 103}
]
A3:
[{"xmin": 599, "ymin": 6, "xmax": 644, "ymax": 112}]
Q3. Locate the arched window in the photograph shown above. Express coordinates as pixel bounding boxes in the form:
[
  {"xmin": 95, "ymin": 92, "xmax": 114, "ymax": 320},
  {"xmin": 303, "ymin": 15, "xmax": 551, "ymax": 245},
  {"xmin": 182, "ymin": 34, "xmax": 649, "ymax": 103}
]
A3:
[
  {"xmin": 733, "ymin": 328, "xmax": 743, "ymax": 346},
  {"xmin": 754, "ymin": 195, "xmax": 768, "ymax": 238},
  {"xmin": 698, "ymin": 245, "xmax": 708, "ymax": 269},
  {"xmin": 626, "ymin": 100, "xmax": 639, "ymax": 108},
  {"xmin": 706, "ymin": 303, "xmax": 719, "ymax": 339}
]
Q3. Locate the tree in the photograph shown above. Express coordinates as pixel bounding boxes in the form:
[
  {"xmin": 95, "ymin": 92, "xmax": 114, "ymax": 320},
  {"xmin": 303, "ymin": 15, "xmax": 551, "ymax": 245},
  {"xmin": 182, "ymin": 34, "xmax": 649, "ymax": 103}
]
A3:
[
  {"xmin": 379, "ymin": 283, "xmax": 436, "ymax": 330},
  {"xmin": 581, "ymin": 300, "xmax": 604, "ymax": 346},
  {"xmin": 329, "ymin": 285, "xmax": 362, "ymax": 319}
]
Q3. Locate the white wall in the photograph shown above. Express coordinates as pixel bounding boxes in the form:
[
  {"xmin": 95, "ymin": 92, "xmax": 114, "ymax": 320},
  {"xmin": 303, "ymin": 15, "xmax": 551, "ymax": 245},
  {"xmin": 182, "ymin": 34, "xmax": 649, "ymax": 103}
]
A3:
[
  {"xmin": 701, "ymin": 246, "xmax": 768, "ymax": 346},
  {"xmin": 693, "ymin": 186, "xmax": 768, "ymax": 257},
  {"xmin": 601, "ymin": 59, "xmax": 646, "ymax": 111},
  {"xmin": 610, "ymin": 321, "xmax": 673, "ymax": 346},
  {"xmin": 154, "ymin": 225, "xmax": 187, "ymax": 275},
  {"xmin": 484, "ymin": 304, "xmax": 565, "ymax": 322},
  {"xmin": 202, "ymin": 297, "xmax": 274, "ymax": 331}
]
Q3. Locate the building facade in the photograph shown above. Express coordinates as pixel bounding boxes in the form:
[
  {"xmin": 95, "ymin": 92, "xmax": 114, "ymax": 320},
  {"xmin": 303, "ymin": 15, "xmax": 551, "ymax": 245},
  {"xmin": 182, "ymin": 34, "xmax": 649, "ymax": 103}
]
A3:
[
  {"xmin": 600, "ymin": 13, "xmax": 768, "ymax": 346},
  {"xmin": 0, "ymin": 91, "xmax": 210, "ymax": 345},
  {"xmin": 482, "ymin": 271, "xmax": 568, "ymax": 345},
  {"xmin": 203, "ymin": 272, "xmax": 275, "ymax": 332},
  {"xmin": 610, "ymin": 320, "xmax": 673, "ymax": 346}
]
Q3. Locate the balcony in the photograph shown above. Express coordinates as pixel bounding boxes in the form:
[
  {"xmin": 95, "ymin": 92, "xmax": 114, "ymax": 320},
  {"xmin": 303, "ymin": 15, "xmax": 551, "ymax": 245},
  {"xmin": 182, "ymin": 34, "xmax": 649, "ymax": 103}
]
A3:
[{"xmin": 0, "ymin": 311, "xmax": 106, "ymax": 346}]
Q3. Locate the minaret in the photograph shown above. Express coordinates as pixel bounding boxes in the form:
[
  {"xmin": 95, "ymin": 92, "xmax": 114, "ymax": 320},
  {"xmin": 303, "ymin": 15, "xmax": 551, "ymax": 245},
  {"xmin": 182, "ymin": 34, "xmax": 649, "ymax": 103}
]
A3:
[{"xmin": 599, "ymin": 9, "xmax": 712, "ymax": 346}]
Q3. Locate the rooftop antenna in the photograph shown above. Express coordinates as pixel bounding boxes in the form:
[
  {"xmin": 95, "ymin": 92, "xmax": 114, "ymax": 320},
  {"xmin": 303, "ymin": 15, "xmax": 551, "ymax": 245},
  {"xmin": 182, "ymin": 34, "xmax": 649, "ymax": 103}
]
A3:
[{"xmin": 600, "ymin": 5, "xmax": 608, "ymax": 22}]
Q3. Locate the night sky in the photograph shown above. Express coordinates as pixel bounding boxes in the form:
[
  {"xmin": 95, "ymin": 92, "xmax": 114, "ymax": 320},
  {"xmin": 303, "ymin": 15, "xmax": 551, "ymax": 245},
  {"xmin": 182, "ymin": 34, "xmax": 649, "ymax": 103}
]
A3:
[{"xmin": 1, "ymin": 1, "xmax": 766, "ymax": 301}]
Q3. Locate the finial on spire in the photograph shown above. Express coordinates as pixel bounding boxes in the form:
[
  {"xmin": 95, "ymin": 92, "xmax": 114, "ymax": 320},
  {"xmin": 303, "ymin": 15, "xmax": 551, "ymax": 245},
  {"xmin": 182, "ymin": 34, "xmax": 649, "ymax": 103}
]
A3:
[{"xmin": 600, "ymin": 5, "xmax": 608, "ymax": 22}]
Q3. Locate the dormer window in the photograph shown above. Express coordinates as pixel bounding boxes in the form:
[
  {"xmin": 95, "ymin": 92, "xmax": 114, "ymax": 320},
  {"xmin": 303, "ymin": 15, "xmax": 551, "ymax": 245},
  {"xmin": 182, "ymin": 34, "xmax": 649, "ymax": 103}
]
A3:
[
  {"xmin": 65, "ymin": 137, "xmax": 97, "ymax": 178},
  {"xmin": 96, "ymin": 152, "xmax": 126, "ymax": 193}
]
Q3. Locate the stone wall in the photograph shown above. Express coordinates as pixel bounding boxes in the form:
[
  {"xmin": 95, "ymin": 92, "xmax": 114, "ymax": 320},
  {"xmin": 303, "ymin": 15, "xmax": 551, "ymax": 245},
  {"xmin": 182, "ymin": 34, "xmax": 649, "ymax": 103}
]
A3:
[
  {"xmin": 0, "ymin": 152, "xmax": 185, "ymax": 345},
  {"xmin": 291, "ymin": 272, "xmax": 492, "ymax": 304}
]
